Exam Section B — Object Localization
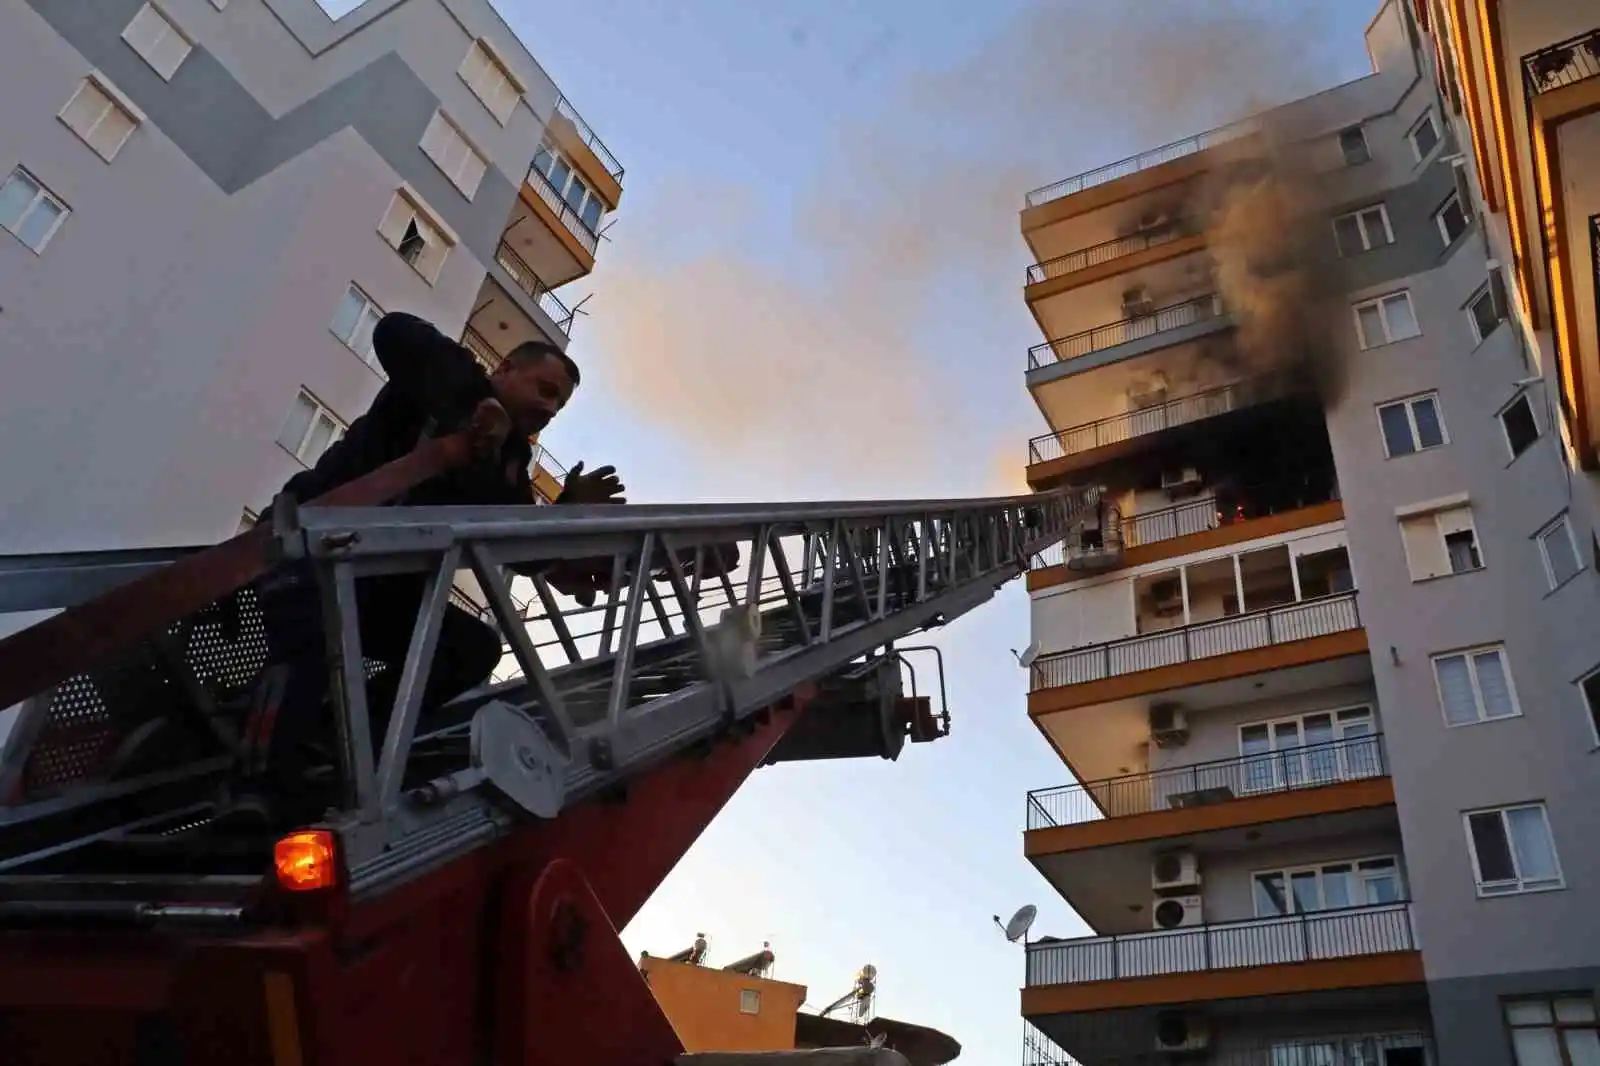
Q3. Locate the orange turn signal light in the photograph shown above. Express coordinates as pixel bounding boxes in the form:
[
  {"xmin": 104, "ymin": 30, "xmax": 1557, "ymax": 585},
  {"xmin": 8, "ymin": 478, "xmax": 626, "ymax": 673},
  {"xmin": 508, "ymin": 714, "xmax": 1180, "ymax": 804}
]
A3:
[{"xmin": 274, "ymin": 829, "xmax": 339, "ymax": 893}]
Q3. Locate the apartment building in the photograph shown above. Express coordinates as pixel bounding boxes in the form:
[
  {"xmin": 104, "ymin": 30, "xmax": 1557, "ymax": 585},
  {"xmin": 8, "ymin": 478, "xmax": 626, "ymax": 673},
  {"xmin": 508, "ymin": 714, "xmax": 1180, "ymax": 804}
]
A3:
[
  {"xmin": 0, "ymin": 0, "xmax": 624, "ymax": 561},
  {"xmin": 1014, "ymin": 1, "xmax": 1600, "ymax": 1064}
]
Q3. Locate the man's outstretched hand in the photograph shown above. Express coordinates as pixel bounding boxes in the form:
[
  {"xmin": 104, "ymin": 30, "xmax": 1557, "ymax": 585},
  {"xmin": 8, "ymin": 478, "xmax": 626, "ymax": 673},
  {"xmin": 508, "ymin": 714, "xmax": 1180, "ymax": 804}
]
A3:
[{"xmin": 559, "ymin": 461, "xmax": 626, "ymax": 505}]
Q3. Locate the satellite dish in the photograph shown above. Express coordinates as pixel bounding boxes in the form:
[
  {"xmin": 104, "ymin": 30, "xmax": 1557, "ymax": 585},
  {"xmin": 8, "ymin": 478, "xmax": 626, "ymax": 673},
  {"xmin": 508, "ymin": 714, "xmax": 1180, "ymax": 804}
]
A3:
[
  {"xmin": 1012, "ymin": 641, "xmax": 1041, "ymax": 670},
  {"xmin": 1003, "ymin": 905, "xmax": 1038, "ymax": 943}
]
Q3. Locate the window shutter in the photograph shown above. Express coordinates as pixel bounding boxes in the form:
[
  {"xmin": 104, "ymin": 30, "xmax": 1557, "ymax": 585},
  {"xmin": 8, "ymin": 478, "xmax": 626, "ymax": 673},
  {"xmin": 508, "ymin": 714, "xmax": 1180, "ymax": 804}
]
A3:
[
  {"xmin": 1471, "ymin": 650, "xmax": 1513, "ymax": 718},
  {"xmin": 1435, "ymin": 655, "xmax": 1478, "ymax": 724},
  {"xmin": 421, "ymin": 112, "xmax": 452, "ymax": 165},
  {"xmin": 1435, "ymin": 505, "xmax": 1475, "ymax": 538},
  {"xmin": 1400, "ymin": 514, "xmax": 1450, "ymax": 580},
  {"xmin": 378, "ymin": 194, "xmax": 413, "ymax": 247}
]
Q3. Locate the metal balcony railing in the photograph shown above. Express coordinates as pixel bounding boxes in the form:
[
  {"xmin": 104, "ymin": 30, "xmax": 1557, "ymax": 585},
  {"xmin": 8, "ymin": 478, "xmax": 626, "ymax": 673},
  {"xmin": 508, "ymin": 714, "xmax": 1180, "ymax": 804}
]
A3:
[
  {"xmin": 494, "ymin": 242, "xmax": 575, "ymax": 336},
  {"xmin": 1023, "ymin": 1020, "xmax": 1433, "ymax": 1066},
  {"xmin": 553, "ymin": 96, "xmax": 624, "ymax": 183},
  {"xmin": 1025, "ymin": 222, "xmax": 1196, "ymax": 286},
  {"xmin": 1025, "ymin": 733, "xmax": 1386, "ymax": 830},
  {"xmin": 461, "ymin": 326, "xmax": 501, "ymax": 372},
  {"xmin": 1024, "ymin": 118, "xmax": 1261, "ymax": 209},
  {"xmin": 529, "ymin": 443, "xmax": 568, "ymax": 486},
  {"xmin": 1521, "ymin": 28, "xmax": 1600, "ymax": 96},
  {"xmin": 1029, "ymin": 590, "xmax": 1361, "ymax": 691},
  {"xmin": 1029, "ymin": 294, "xmax": 1226, "ymax": 371},
  {"xmin": 1025, "ymin": 902, "xmax": 1414, "ymax": 987},
  {"xmin": 1027, "ymin": 379, "xmax": 1253, "ymax": 466},
  {"xmin": 526, "ymin": 163, "xmax": 600, "ymax": 256}
]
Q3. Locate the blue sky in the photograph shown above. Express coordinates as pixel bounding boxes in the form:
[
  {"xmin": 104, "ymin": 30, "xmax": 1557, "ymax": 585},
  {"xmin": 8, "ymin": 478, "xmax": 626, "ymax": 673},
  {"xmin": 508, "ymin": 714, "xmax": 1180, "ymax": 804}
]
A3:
[{"xmin": 488, "ymin": 0, "xmax": 1376, "ymax": 1058}]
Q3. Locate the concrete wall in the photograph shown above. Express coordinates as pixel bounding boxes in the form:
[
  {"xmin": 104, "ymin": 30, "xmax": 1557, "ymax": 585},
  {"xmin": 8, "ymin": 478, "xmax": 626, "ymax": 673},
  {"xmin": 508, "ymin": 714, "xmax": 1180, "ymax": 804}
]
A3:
[{"xmin": 640, "ymin": 958, "xmax": 807, "ymax": 1054}]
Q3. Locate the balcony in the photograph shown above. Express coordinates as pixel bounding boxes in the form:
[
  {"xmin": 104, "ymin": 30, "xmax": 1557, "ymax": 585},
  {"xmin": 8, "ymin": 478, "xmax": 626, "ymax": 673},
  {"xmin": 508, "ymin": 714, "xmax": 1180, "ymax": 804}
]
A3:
[
  {"xmin": 1522, "ymin": 28, "xmax": 1600, "ymax": 96},
  {"xmin": 525, "ymin": 162, "xmax": 601, "ymax": 257},
  {"xmin": 1024, "ymin": 1019, "xmax": 1435, "ymax": 1066},
  {"xmin": 1026, "ymin": 378, "xmax": 1261, "ymax": 487},
  {"xmin": 553, "ymin": 97, "xmax": 624, "ymax": 185},
  {"xmin": 1026, "ymin": 221, "xmax": 1200, "ymax": 290},
  {"xmin": 1029, "ymin": 591, "xmax": 1366, "ymax": 714},
  {"xmin": 1023, "ymin": 118, "xmax": 1262, "ymax": 212},
  {"xmin": 462, "ymin": 326, "xmax": 501, "ymax": 372},
  {"xmin": 1022, "ymin": 903, "xmax": 1422, "ymax": 1017},
  {"xmin": 1028, "ymin": 294, "xmax": 1228, "ymax": 374},
  {"xmin": 495, "ymin": 241, "xmax": 575, "ymax": 337}
]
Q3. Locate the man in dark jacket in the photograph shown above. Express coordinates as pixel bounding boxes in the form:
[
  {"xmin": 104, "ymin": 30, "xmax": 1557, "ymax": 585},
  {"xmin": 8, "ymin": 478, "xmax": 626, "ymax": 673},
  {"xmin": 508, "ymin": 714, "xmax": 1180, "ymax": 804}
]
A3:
[{"xmin": 232, "ymin": 311, "xmax": 622, "ymax": 826}]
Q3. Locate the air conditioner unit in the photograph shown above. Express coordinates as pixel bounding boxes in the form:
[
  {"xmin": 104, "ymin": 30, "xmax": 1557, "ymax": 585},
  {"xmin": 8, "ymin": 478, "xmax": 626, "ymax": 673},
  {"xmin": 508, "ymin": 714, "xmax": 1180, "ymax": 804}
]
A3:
[
  {"xmin": 1122, "ymin": 287, "xmax": 1155, "ymax": 317},
  {"xmin": 1161, "ymin": 467, "xmax": 1202, "ymax": 493},
  {"xmin": 1149, "ymin": 703, "xmax": 1189, "ymax": 747},
  {"xmin": 1151, "ymin": 894, "xmax": 1203, "ymax": 930},
  {"xmin": 1151, "ymin": 851, "xmax": 1201, "ymax": 892},
  {"xmin": 1153, "ymin": 1012, "xmax": 1210, "ymax": 1054}
]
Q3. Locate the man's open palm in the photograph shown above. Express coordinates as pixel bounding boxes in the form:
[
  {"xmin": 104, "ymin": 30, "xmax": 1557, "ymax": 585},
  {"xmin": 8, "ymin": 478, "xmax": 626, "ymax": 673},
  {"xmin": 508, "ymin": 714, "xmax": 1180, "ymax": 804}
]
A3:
[{"xmin": 560, "ymin": 462, "xmax": 626, "ymax": 505}]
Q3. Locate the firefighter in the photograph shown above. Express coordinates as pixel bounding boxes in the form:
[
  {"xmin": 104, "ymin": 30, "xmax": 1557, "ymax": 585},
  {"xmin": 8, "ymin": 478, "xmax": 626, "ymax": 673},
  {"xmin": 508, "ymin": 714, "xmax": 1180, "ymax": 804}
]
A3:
[{"xmin": 224, "ymin": 311, "xmax": 623, "ymax": 828}]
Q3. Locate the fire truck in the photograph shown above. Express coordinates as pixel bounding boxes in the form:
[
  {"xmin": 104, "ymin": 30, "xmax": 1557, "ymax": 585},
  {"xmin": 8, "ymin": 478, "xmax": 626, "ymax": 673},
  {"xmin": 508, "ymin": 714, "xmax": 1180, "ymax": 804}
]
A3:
[{"xmin": 0, "ymin": 435, "xmax": 1087, "ymax": 1065}]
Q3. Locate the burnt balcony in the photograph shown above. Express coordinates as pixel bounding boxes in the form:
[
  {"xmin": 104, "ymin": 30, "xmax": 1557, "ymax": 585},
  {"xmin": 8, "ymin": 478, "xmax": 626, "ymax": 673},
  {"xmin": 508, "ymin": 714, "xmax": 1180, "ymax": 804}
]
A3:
[
  {"xmin": 495, "ymin": 241, "xmax": 575, "ymax": 337},
  {"xmin": 1026, "ymin": 733, "xmax": 1387, "ymax": 831},
  {"xmin": 1028, "ymin": 294, "xmax": 1228, "ymax": 374},
  {"xmin": 1522, "ymin": 27, "xmax": 1600, "ymax": 96},
  {"xmin": 1025, "ymin": 220, "xmax": 1199, "ymax": 287},
  {"xmin": 1023, "ymin": 118, "xmax": 1261, "ymax": 211}
]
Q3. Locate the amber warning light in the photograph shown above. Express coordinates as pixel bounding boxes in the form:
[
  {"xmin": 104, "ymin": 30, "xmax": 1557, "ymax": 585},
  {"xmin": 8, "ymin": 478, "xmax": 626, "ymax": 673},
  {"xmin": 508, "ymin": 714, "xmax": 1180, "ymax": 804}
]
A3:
[{"xmin": 275, "ymin": 829, "xmax": 339, "ymax": 892}]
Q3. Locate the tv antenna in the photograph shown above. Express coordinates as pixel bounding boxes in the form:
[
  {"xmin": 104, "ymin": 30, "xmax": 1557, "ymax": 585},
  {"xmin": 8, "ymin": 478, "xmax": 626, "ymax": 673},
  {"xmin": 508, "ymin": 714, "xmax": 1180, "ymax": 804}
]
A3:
[
  {"xmin": 994, "ymin": 904, "xmax": 1037, "ymax": 944},
  {"xmin": 1010, "ymin": 641, "xmax": 1041, "ymax": 669}
]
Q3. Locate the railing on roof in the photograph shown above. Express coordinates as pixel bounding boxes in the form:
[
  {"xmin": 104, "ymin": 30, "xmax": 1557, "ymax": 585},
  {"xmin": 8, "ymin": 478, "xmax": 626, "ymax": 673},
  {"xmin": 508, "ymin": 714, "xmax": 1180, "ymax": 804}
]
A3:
[
  {"xmin": 526, "ymin": 163, "xmax": 601, "ymax": 257},
  {"xmin": 553, "ymin": 97, "xmax": 624, "ymax": 183},
  {"xmin": 1023, "ymin": 117, "xmax": 1261, "ymax": 210},
  {"xmin": 1521, "ymin": 27, "xmax": 1600, "ymax": 96},
  {"xmin": 1025, "ymin": 221, "xmax": 1196, "ymax": 286},
  {"xmin": 1029, "ymin": 590, "xmax": 1360, "ymax": 691},
  {"xmin": 1025, "ymin": 733, "xmax": 1386, "ymax": 830},
  {"xmin": 1028, "ymin": 294, "xmax": 1226, "ymax": 371},
  {"xmin": 1026, "ymin": 378, "xmax": 1255, "ymax": 466},
  {"xmin": 495, "ymin": 241, "xmax": 575, "ymax": 336}
]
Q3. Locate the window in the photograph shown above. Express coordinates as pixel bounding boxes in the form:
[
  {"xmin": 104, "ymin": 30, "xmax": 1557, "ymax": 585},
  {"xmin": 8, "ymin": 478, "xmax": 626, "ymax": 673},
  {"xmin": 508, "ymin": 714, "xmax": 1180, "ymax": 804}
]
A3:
[
  {"xmin": 1465, "ymin": 804, "xmax": 1562, "ymax": 895},
  {"xmin": 1435, "ymin": 191, "xmax": 1469, "ymax": 246},
  {"xmin": 122, "ymin": 3, "xmax": 192, "ymax": 81},
  {"xmin": 1504, "ymin": 997, "xmax": 1599, "ymax": 1066},
  {"xmin": 530, "ymin": 140, "xmax": 605, "ymax": 233},
  {"xmin": 330, "ymin": 284, "xmax": 384, "ymax": 373},
  {"xmin": 1578, "ymin": 668, "xmax": 1600, "ymax": 745},
  {"xmin": 1400, "ymin": 503, "xmax": 1481, "ymax": 579},
  {"xmin": 0, "ymin": 168, "xmax": 69, "ymax": 253},
  {"xmin": 1332, "ymin": 204, "xmax": 1394, "ymax": 256},
  {"xmin": 276, "ymin": 389, "xmax": 346, "ymax": 466},
  {"xmin": 1239, "ymin": 707, "xmax": 1379, "ymax": 792},
  {"xmin": 739, "ymin": 989, "xmax": 760, "ymax": 1015},
  {"xmin": 1408, "ymin": 111, "xmax": 1441, "ymax": 161},
  {"xmin": 1354, "ymin": 291, "xmax": 1421, "ymax": 348},
  {"xmin": 420, "ymin": 111, "xmax": 488, "ymax": 199},
  {"xmin": 378, "ymin": 190, "xmax": 452, "ymax": 283},
  {"xmin": 59, "ymin": 76, "xmax": 140, "ymax": 162},
  {"xmin": 1252, "ymin": 856, "xmax": 1402, "ymax": 917},
  {"xmin": 1468, "ymin": 277, "xmax": 1505, "ymax": 342},
  {"xmin": 459, "ymin": 41, "xmax": 521, "ymax": 124},
  {"xmin": 1433, "ymin": 645, "xmax": 1519, "ymax": 726},
  {"xmin": 1499, "ymin": 393, "xmax": 1541, "ymax": 460},
  {"xmin": 1538, "ymin": 514, "xmax": 1583, "ymax": 590},
  {"xmin": 1339, "ymin": 126, "xmax": 1371, "ymax": 165},
  {"xmin": 1377, "ymin": 393, "xmax": 1446, "ymax": 457}
]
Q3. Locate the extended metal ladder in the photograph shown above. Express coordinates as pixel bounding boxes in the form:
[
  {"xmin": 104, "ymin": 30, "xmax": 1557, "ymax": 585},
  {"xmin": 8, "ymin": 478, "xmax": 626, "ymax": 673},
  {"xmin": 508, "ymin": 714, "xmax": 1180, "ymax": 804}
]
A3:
[{"xmin": 0, "ymin": 465, "xmax": 1091, "ymax": 915}]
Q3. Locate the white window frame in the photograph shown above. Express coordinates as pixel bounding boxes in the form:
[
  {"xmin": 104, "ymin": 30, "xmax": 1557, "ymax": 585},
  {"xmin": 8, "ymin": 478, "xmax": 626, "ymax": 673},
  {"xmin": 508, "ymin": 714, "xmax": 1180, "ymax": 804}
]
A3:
[
  {"xmin": 1332, "ymin": 204, "xmax": 1394, "ymax": 256},
  {"xmin": 1237, "ymin": 705, "xmax": 1378, "ymax": 793},
  {"xmin": 1498, "ymin": 391, "xmax": 1542, "ymax": 461},
  {"xmin": 1431, "ymin": 644, "xmax": 1521, "ymax": 727},
  {"xmin": 1338, "ymin": 125, "xmax": 1370, "ymax": 165},
  {"xmin": 530, "ymin": 139, "xmax": 605, "ymax": 233},
  {"xmin": 1576, "ymin": 666, "xmax": 1600, "ymax": 746},
  {"xmin": 738, "ymin": 989, "xmax": 760, "ymax": 1015},
  {"xmin": 121, "ymin": 3, "xmax": 193, "ymax": 81},
  {"xmin": 330, "ymin": 283, "xmax": 385, "ymax": 375},
  {"xmin": 1249, "ymin": 854, "xmax": 1403, "ymax": 917},
  {"xmin": 1536, "ymin": 513, "xmax": 1583, "ymax": 590},
  {"xmin": 377, "ymin": 185, "xmax": 457, "ymax": 284},
  {"xmin": 1353, "ymin": 291, "xmax": 1421, "ymax": 349},
  {"xmin": 458, "ymin": 40, "xmax": 524, "ymax": 125},
  {"xmin": 1466, "ymin": 283, "xmax": 1502, "ymax": 343},
  {"xmin": 1408, "ymin": 110, "xmax": 1441, "ymax": 162},
  {"xmin": 1434, "ymin": 191, "xmax": 1469, "ymax": 247},
  {"xmin": 1463, "ymin": 803, "xmax": 1563, "ymax": 897},
  {"xmin": 0, "ymin": 167, "xmax": 71, "ymax": 254},
  {"xmin": 276, "ymin": 388, "xmax": 347, "ymax": 467},
  {"xmin": 419, "ymin": 110, "xmax": 488, "ymax": 200},
  {"xmin": 58, "ymin": 74, "xmax": 144, "ymax": 163},
  {"xmin": 1376, "ymin": 392, "xmax": 1447, "ymax": 458}
]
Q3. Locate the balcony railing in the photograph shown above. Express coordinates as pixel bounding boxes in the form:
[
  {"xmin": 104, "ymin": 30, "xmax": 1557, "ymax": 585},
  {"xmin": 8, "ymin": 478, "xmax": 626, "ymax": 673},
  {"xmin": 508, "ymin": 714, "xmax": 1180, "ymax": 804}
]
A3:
[
  {"xmin": 1025, "ymin": 902, "xmax": 1414, "ymax": 987},
  {"xmin": 1029, "ymin": 590, "xmax": 1361, "ymax": 691},
  {"xmin": 1024, "ymin": 118, "xmax": 1261, "ymax": 210},
  {"xmin": 1027, "ymin": 379, "xmax": 1254, "ymax": 466},
  {"xmin": 495, "ymin": 241, "xmax": 576, "ymax": 336},
  {"xmin": 1026, "ymin": 733, "xmax": 1386, "ymax": 830},
  {"xmin": 526, "ymin": 163, "xmax": 600, "ymax": 256},
  {"xmin": 1026, "ymin": 222, "xmax": 1196, "ymax": 286},
  {"xmin": 1023, "ymin": 1020, "xmax": 1433, "ymax": 1066},
  {"xmin": 1029, "ymin": 294, "xmax": 1226, "ymax": 371},
  {"xmin": 1521, "ymin": 28, "xmax": 1600, "ymax": 96},
  {"xmin": 1030, "ymin": 478, "xmax": 1341, "ymax": 569},
  {"xmin": 554, "ymin": 96, "xmax": 624, "ymax": 183},
  {"xmin": 461, "ymin": 326, "xmax": 501, "ymax": 372}
]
